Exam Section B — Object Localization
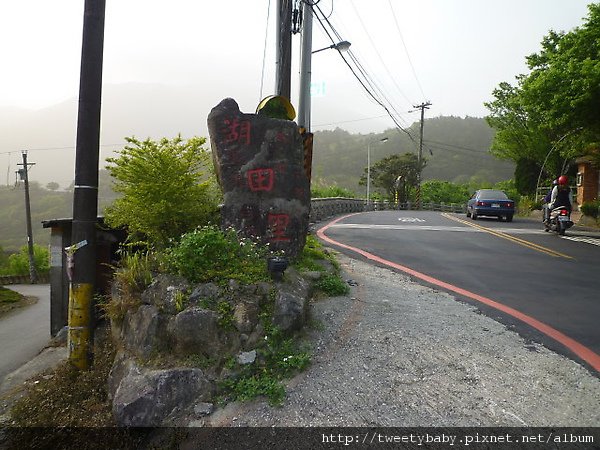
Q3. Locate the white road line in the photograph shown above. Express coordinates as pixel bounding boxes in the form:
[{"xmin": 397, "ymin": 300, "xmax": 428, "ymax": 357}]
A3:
[
  {"xmin": 561, "ymin": 236, "xmax": 600, "ymax": 246},
  {"xmin": 329, "ymin": 223, "xmax": 548, "ymax": 234}
]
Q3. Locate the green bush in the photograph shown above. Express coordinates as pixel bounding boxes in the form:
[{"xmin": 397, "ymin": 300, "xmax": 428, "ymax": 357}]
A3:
[
  {"xmin": 0, "ymin": 244, "xmax": 49, "ymax": 276},
  {"xmin": 311, "ymin": 185, "xmax": 356, "ymax": 198},
  {"xmin": 580, "ymin": 200, "xmax": 600, "ymax": 218},
  {"xmin": 163, "ymin": 226, "xmax": 271, "ymax": 285},
  {"xmin": 315, "ymin": 273, "xmax": 350, "ymax": 296},
  {"xmin": 104, "ymin": 136, "xmax": 221, "ymax": 248}
]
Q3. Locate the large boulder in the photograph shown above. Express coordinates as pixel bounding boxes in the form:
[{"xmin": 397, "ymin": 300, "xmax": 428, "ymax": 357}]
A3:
[
  {"xmin": 111, "ymin": 359, "xmax": 214, "ymax": 427},
  {"xmin": 120, "ymin": 305, "xmax": 169, "ymax": 359},
  {"xmin": 273, "ymin": 268, "xmax": 311, "ymax": 333},
  {"xmin": 167, "ymin": 307, "xmax": 241, "ymax": 360},
  {"xmin": 207, "ymin": 98, "xmax": 310, "ymax": 257},
  {"xmin": 141, "ymin": 274, "xmax": 190, "ymax": 315}
]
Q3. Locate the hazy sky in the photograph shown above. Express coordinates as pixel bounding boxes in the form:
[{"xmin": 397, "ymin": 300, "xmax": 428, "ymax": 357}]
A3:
[{"xmin": 0, "ymin": 1, "xmax": 594, "ymax": 186}]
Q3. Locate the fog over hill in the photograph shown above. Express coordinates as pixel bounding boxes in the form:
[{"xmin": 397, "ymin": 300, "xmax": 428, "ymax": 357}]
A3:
[{"xmin": 1, "ymin": 82, "xmax": 384, "ymax": 188}]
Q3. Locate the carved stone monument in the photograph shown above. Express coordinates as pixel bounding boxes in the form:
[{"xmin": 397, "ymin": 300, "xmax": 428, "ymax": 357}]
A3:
[{"xmin": 207, "ymin": 98, "xmax": 310, "ymax": 257}]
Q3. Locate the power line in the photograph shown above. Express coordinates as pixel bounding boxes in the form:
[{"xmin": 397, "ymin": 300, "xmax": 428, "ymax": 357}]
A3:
[
  {"xmin": 387, "ymin": 0, "xmax": 427, "ymax": 100},
  {"xmin": 311, "ymin": 3, "xmax": 419, "ymax": 145}
]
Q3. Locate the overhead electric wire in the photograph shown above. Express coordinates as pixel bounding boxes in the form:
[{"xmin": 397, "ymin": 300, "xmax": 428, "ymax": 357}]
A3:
[
  {"xmin": 387, "ymin": 0, "xmax": 427, "ymax": 100},
  {"xmin": 349, "ymin": 0, "xmax": 415, "ymax": 106},
  {"xmin": 311, "ymin": 3, "xmax": 419, "ymax": 145},
  {"xmin": 259, "ymin": 0, "xmax": 272, "ymax": 102}
]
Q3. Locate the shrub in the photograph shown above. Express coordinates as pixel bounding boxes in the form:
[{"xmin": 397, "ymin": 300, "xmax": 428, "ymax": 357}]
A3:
[
  {"xmin": 163, "ymin": 226, "xmax": 271, "ymax": 285},
  {"xmin": 311, "ymin": 185, "xmax": 356, "ymax": 198},
  {"xmin": 0, "ymin": 244, "xmax": 49, "ymax": 276},
  {"xmin": 104, "ymin": 136, "xmax": 221, "ymax": 248},
  {"xmin": 580, "ymin": 200, "xmax": 600, "ymax": 218}
]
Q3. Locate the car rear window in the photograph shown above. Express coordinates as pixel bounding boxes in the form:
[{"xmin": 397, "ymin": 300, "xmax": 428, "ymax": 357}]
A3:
[{"xmin": 478, "ymin": 190, "xmax": 508, "ymax": 200}]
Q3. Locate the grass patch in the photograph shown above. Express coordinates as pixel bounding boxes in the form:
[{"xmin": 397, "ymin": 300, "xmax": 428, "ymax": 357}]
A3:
[
  {"xmin": 0, "ymin": 286, "xmax": 32, "ymax": 317},
  {"xmin": 0, "ymin": 286, "xmax": 22, "ymax": 305},
  {"xmin": 315, "ymin": 273, "xmax": 350, "ymax": 296},
  {"xmin": 219, "ymin": 323, "xmax": 311, "ymax": 406}
]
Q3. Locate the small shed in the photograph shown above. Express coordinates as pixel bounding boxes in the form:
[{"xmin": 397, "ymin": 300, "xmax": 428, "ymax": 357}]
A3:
[
  {"xmin": 41, "ymin": 217, "xmax": 126, "ymax": 336},
  {"xmin": 576, "ymin": 156, "xmax": 600, "ymax": 206}
]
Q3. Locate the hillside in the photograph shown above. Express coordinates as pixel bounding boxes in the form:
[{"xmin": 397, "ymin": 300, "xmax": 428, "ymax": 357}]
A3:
[{"xmin": 311, "ymin": 116, "xmax": 514, "ymax": 193}]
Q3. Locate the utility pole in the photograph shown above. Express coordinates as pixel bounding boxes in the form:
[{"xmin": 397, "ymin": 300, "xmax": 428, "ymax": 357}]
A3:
[
  {"xmin": 275, "ymin": 0, "xmax": 293, "ymax": 100},
  {"xmin": 68, "ymin": 0, "xmax": 106, "ymax": 370},
  {"xmin": 17, "ymin": 151, "xmax": 38, "ymax": 284},
  {"xmin": 413, "ymin": 101, "xmax": 431, "ymax": 210},
  {"xmin": 298, "ymin": 1, "xmax": 312, "ymax": 130}
]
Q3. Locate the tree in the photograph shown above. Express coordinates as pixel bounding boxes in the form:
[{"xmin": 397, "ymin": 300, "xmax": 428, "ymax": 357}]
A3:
[
  {"xmin": 46, "ymin": 182, "xmax": 60, "ymax": 191},
  {"xmin": 104, "ymin": 136, "xmax": 221, "ymax": 248},
  {"xmin": 360, "ymin": 152, "xmax": 424, "ymax": 202},
  {"xmin": 485, "ymin": 4, "xmax": 600, "ymax": 181}
]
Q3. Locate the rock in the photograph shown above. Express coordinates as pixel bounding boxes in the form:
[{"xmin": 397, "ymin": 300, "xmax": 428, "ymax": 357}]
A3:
[
  {"xmin": 237, "ymin": 350, "xmax": 257, "ymax": 365},
  {"xmin": 121, "ymin": 305, "xmax": 168, "ymax": 359},
  {"xmin": 207, "ymin": 98, "xmax": 310, "ymax": 257},
  {"xmin": 112, "ymin": 365, "xmax": 214, "ymax": 427},
  {"xmin": 301, "ymin": 271, "xmax": 322, "ymax": 281},
  {"xmin": 141, "ymin": 274, "xmax": 190, "ymax": 315},
  {"xmin": 167, "ymin": 307, "xmax": 241, "ymax": 359},
  {"xmin": 193, "ymin": 402, "xmax": 214, "ymax": 416},
  {"xmin": 273, "ymin": 268, "xmax": 310, "ymax": 333},
  {"xmin": 189, "ymin": 283, "xmax": 221, "ymax": 305},
  {"xmin": 233, "ymin": 301, "xmax": 260, "ymax": 333}
]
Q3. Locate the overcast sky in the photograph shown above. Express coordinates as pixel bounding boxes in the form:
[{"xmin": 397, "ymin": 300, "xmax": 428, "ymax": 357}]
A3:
[{"xmin": 0, "ymin": 1, "xmax": 594, "ymax": 186}]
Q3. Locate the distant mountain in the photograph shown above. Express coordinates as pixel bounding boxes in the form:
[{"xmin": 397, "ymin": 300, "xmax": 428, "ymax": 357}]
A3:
[{"xmin": 311, "ymin": 116, "xmax": 514, "ymax": 193}]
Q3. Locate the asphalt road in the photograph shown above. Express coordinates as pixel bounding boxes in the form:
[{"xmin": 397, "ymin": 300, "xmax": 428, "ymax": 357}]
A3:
[
  {"xmin": 318, "ymin": 211, "xmax": 600, "ymax": 372},
  {"xmin": 0, "ymin": 284, "xmax": 51, "ymax": 382}
]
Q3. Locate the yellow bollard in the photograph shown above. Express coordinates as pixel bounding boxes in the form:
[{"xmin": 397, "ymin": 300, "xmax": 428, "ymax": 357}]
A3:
[{"xmin": 67, "ymin": 282, "xmax": 93, "ymax": 370}]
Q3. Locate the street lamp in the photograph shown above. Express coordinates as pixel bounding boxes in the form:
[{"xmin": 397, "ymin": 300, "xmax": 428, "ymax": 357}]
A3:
[
  {"xmin": 367, "ymin": 137, "xmax": 388, "ymax": 208},
  {"xmin": 312, "ymin": 40, "xmax": 352, "ymax": 54}
]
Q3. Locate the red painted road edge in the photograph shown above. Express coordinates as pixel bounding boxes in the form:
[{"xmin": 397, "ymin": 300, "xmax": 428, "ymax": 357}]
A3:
[{"xmin": 317, "ymin": 213, "xmax": 600, "ymax": 372}]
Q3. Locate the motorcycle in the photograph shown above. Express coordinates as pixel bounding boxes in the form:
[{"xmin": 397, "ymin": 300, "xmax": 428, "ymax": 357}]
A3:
[{"xmin": 544, "ymin": 206, "xmax": 573, "ymax": 235}]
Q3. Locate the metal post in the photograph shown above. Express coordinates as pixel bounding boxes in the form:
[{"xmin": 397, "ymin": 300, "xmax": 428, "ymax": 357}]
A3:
[
  {"xmin": 275, "ymin": 0, "xmax": 292, "ymax": 99},
  {"xmin": 367, "ymin": 142, "xmax": 371, "ymax": 207},
  {"xmin": 68, "ymin": 0, "xmax": 106, "ymax": 370},
  {"xmin": 18, "ymin": 151, "xmax": 38, "ymax": 284},
  {"xmin": 413, "ymin": 102, "xmax": 431, "ymax": 210},
  {"xmin": 298, "ymin": 2, "xmax": 312, "ymax": 130}
]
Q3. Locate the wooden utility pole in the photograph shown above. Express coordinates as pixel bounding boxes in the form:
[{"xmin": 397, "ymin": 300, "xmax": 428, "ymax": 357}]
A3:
[
  {"xmin": 275, "ymin": 0, "xmax": 292, "ymax": 99},
  {"xmin": 17, "ymin": 151, "xmax": 38, "ymax": 284},
  {"xmin": 68, "ymin": 0, "xmax": 106, "ymax": 370},
  {"xmin": 413, "ymin": 101, "xmax": 431, "ymax": 209}
]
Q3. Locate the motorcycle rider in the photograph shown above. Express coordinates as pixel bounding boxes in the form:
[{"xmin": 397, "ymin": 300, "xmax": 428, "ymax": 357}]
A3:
[
  {"xmin": 548, "ymin": 175, "xmax": 572, "ymax": 214},
  {"xmin": 542, "ymin": 179, "xmax": 558, "ymax": 223}
]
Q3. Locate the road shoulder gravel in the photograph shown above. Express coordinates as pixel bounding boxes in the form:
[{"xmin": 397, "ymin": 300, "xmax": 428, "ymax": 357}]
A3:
[{"xmin": 205, "ymin": 252, "xmax": 599, "ymax": 427}]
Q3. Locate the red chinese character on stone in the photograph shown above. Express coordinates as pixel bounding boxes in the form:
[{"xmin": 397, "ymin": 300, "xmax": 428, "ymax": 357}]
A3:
[
  {"xmin": 267, "ymin": 213, "xmax": 291, "ymax": 242},
  {"xmin": 223, "ymin": 118, "xmax": 251, "ymax": 145},
  {"xmin": 247, "ymin": 168, "xmax": 274, "ymax": 192}
]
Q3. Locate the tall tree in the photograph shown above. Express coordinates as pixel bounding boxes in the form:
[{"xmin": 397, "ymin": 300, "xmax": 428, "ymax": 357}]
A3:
[
  {"xmin": 360, "ymin": 152, "xmax": 425, "ymax": 202},
  {"xmin": 485, "ymin": 3, "xmax": 600, "ymax": 181}
]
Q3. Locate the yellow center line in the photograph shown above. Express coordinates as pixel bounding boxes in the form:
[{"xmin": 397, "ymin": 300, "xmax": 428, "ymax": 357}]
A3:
[{"xmin": 441, "ymin": 213, "xmax": 573, "ymax": 259}]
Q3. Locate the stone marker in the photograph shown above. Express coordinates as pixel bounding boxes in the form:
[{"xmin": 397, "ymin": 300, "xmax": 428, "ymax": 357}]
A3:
[{"xmin": 207, "ymin": 98, "xmax": 310, "ymax": 257}]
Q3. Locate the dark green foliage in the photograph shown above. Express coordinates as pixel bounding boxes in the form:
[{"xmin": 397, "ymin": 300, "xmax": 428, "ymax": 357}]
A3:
[
  {"xmin": 486, "ymin": 4, "xmax": 600, "ymax": 175},
  {"xmin": 581, "ymin": 200, "xmax": 600, "ymax": 218},
  {"xmin": 515, "ymin": 158, "xmax": 541, "ymax": 195},
  {"xmin": 311, "ymin": 118, "xmax": 514, "ymax": 195},
  {"xmin": 421, "ymin": 180, "xmax": 470, "ymax": 204}
]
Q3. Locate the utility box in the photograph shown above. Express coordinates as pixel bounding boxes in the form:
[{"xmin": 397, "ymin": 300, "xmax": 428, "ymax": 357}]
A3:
[{"xmin": 41, "ymin": 217, "xmax": 126, "ymax": 336}]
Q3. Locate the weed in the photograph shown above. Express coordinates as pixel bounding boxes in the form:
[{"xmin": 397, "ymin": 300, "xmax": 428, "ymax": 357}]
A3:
[
  {"xmin": 163, "ymin": 226, "xmax": 272, "ymax": 285},
  {"xmin": 173, "ymin": 290, "xmax": 188, "ymax": 313},
  {"xmin": 315, "ymin": 273, "xmax": 350, "ymax": 296}
]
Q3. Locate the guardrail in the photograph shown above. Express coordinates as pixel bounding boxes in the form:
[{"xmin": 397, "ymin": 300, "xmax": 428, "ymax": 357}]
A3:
[{"xmin": 310, "ymin": 197, "xmax": 466, "ymax": 222}]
